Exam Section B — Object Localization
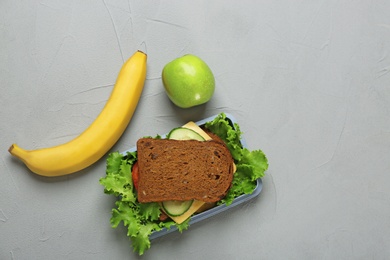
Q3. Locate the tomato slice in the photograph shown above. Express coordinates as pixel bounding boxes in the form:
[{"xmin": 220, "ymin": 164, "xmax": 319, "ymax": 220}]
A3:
[
  {"xmin": 132, "ymin": 161, "xmax": 139, "ymax": 190},
  {"xmin": 159, "ymin": 210, "xmax": 169, "ymax": 221}
]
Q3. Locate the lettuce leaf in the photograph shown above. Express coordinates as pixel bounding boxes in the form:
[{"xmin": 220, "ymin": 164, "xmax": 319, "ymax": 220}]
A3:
[
  {"xmin": 99, "ymin": 151, "xmax": 170, "ymax": 255},
  {"xmin": 100, "ymin": 112, "xmax": 268, "ymax": 255}
]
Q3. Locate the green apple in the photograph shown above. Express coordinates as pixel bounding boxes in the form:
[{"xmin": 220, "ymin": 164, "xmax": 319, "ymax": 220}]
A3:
[{"xmin": 162, "ymin": 54, "xmax": 215, "ymax": 108}]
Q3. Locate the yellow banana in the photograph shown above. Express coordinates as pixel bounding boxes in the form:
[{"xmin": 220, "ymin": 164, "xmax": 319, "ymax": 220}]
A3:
[{"xmin": 8, "ymin": 50, "xmax": 147, "ymax": 177}]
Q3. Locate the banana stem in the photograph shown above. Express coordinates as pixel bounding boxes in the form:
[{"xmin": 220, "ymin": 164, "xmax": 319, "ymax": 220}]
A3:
[{"xmin": 8, "ymin": 144, "xmax": 28, "ymax": 161}]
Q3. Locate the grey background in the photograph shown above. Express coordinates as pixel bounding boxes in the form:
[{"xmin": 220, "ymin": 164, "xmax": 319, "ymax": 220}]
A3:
[{"xmin": 1, "ymin": 1, "xmax": 390, "ymax": 259}]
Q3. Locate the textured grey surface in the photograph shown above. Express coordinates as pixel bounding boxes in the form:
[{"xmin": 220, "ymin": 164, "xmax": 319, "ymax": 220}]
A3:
[{"xmin": 1, "ymin": 1, "xmax": 390, "ymax": 259}]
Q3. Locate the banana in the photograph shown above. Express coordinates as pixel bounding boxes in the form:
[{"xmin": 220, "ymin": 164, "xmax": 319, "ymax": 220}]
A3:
[{"xmin": 8, "ymin": 50, "xmax": 147, "ymax": 177}]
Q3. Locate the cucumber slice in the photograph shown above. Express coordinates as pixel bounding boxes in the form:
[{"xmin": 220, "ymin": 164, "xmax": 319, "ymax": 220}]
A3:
[
  {"xmin": 162, "ymin": 200, "xmax": 194, "ymax": 216},
  {"xmin": 167, "ymin": 127, "xmax": 205, "ymax": 141}
]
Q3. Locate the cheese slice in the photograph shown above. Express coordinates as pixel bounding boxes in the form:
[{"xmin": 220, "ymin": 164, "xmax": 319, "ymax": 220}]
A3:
[
  {"xmin": 167, "ymin": 200, "xmax": 206, "ymax": 224},
  {"xmin": 181, "ymin": 121, "xmax": 212, "ymax": 140}
]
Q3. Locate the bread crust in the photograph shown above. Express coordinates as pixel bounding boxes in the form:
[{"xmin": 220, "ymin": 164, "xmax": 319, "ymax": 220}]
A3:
[{"xmin": 136, "ymin": 138, "xmax": 234, "ymax": 203}]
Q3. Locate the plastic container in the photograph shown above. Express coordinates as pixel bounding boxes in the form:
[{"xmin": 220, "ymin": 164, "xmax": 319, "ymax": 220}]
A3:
[{"xmin": 121, "ymin": 113, "xmax": 263, "ymax": 240}]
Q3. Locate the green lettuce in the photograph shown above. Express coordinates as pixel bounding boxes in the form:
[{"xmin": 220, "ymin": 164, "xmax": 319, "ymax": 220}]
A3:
[
  {"xmin": 99, "ymin": 113, "xmax": 268, "ymax": 255},
  {"xmin": 100, "ymin": 151, "xmax": 186, "ymax": 255}
]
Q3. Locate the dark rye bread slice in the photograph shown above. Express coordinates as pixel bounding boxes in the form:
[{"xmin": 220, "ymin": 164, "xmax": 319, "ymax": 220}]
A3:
[{"xmin": 136, "ymin": 138, "xmax": 234, "ymax": 203}]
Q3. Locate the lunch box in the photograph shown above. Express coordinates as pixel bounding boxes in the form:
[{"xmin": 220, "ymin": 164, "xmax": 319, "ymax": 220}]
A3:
[{"xmin": 121, "ymin": 113, "xmax": 263, "ymax": 240}]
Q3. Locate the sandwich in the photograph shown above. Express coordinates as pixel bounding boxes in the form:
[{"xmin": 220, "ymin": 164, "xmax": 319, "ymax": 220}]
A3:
[
  {"xmin": 100, "ymin": 113, "xmax": 268, "ymax": 255},
  {"xmin": 137, "ymin": 138, "xmax": 234, "ymax": 203},
  {"xmin": 135, "ymin": 121, "xmax": 235, "ymax": 224}
]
